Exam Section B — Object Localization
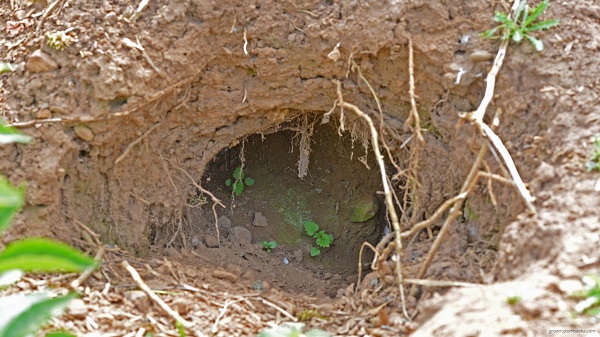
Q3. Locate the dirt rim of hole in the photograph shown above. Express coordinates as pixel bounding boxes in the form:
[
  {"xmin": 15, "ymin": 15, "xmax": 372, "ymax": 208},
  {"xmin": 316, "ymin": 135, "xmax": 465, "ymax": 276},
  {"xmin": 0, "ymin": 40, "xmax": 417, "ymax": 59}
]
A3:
[{"xmin": 2, "ymin": 0, "xmax": 600, "ymax": 336}]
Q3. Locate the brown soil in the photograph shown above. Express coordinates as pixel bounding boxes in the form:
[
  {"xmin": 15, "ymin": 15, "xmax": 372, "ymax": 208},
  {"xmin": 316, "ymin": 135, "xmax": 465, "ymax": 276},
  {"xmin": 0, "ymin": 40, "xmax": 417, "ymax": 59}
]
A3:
[{"xmin": 1, "ymin": 0, "xmax": 600, "ymax": 336}]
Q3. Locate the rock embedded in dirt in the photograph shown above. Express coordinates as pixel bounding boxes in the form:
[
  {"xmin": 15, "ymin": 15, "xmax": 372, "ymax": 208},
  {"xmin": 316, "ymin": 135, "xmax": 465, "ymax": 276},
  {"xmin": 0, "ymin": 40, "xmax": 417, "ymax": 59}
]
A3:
[
  {"xmin": 25, "ymin": 49, "xmax": 58, "ymax": 73},
  {"xmin": 36, "ymin": 109, "xmax": 51, "ymax": 119},
  {"xmin": 74, "ymin": 125, "xmax": 94, "ymax": 142},
  {"xmin": 469, "ymin": 50, "xmax": 494, "ymax": 63},
  {"xmin": 204, "ymin": 234, "xmax": 219, "ymax": 248},
  {"xmin": 349, "ymin": 197, "xmax": 379, "ymax": 222},
  {"xmin": 230, "ymin": 226, "xmax": 252, "ymax": 246},
  {"xmin": 124, "ymin": 290, "xmax": 150, "ymax": 312},
  {"xmin": 212, "ymin": 269, "xmax": 238, "ymax": 282},
  {"xmin": 252, "ymin": 212, "xmax": 269, "ymax": 227},
  {"xmin": 293, "ymin": 248, "xmax": 303, "ymax": 262},
  {"xmin": 66, "ymin": 299, "xmax": 88, "ymax": 319}
]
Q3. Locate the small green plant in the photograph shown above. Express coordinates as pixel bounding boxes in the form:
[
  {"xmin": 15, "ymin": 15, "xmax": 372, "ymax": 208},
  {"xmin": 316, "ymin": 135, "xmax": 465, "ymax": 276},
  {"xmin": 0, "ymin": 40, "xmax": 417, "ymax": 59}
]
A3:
[
  {"xmin": 586, "ymin": 137, "xmax": 600, "ymax": 173},
  {"xmin": 256, "ymin": 322, "xmax": 330, "ymax": 337},
  {"xmin": 225, "ymin": 166, "xmax": 255, "ymax": 196},
  {"xmin": 261, "ymin": 240, "xmax": 278, "ymax": 253},
  {"xmin": 0, "ymin": 122, "xmax": 96, "ymax": 337},
  {"xmin": 572, "ymin": 275, "xmax": 600, "ymax": 317},
  {"xmin": 506, "ymin": 295, "xmax": 521, "ymax": 305},
  {"xmin": 303, "ymin": 221, "xmax": 333, "ymax": 257},
  {"xmin": 481, "ymin": 0, "xmax": 559, "ymax": 51}
]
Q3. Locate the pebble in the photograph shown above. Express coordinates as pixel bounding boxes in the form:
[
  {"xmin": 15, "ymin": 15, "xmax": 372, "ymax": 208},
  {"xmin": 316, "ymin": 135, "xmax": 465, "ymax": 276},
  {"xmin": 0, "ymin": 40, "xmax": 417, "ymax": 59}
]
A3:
[
  {"xmin": 67, "ymin": 299, "xmax": 88, "ymax": 319},
  {"xmin": 212, "ymin": 269, "xmax": 238, "ymax": 282},
  {"xmin": 124, "ymin": 290, "xmax": 150, "ymax": 312},
  {"xmin": 252, "ymin": 212, "xmax": 269, "ymax": 227},
  {"xmin": 104, "ymin": 11, "xmax": 118, "ymax": 25},
  {"xmin": 25, "ymin": 49, "xmax": 58, "ymax": 73},
  {"xmin": 293, "ymin": 249, "xmax": 303, "ymax": 262},
  {"xmin": 230, "ymin": 226, "xmax": 252, "ymax": 246},
  {"xmin": 470, "ymin": 50, "xmax": 494, "ymax": 63},
  {"xmin": 171, "ymin": 298, "xmax": 190, "ymax": 315},
  {"xmin": 36, "ymin": 109, "xmax": 52, "ymax": 119},
  {"xmin": 74, "ymin": 125, "xmax": 94, "ymax": 141},
  {"xmin": 204, "ymin": 234, "xmax": 219, "ymax": 248}
]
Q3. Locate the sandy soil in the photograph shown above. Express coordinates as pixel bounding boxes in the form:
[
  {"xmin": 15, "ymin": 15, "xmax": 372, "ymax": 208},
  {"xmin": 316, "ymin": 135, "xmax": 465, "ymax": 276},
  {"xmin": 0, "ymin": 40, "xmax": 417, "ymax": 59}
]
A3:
[{"xmin": 1, "ymin": 0, "xmax": 600, "ymax": 336}]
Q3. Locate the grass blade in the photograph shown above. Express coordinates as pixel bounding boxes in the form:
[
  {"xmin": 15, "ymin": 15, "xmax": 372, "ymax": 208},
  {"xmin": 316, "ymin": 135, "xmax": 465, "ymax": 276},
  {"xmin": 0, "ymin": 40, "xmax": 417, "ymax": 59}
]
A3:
[{"xmin": 0, "ymin": 238, "xmax": 97, "ymax": 274}]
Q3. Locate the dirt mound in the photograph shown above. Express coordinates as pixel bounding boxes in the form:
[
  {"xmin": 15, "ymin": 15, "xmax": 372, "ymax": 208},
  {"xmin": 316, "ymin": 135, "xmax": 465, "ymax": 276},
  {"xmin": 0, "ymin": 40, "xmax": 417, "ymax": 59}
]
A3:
[{"xmin": 1, "ymin": 0, "xmax": 600, "ymax": 335}]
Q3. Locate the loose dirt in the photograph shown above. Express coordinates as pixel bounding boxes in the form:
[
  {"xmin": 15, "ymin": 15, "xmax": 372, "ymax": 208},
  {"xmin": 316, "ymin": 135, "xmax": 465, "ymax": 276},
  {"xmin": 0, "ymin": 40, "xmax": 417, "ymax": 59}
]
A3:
[{"xmin": 1, "ymin": 0, "xmax": 600, "ymax": 336}]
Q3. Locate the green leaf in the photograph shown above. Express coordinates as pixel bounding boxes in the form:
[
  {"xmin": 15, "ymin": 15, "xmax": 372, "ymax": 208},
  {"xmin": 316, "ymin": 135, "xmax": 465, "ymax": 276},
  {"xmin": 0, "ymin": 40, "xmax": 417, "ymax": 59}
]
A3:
[
  {"xmin": 225, "ymin": 179, "xmax": 232, "ymax": 187},
  {"xmin": 0, "ymin": 124, "xmax": 32, "ymax": 145},
  {"xmin": 527, "ymin": 19, "xmax": 560, "ymax": 32},
  {"xmin": 492, "ymin": 12, "xmax": 511, "ymax": 24},
  {"xmin": 304, "ymin": 221, "xmax": 319, "ymax": 236},
  {"xmin": 233, "ymin": 181, "xmax": 244, "ymax": 196},
  {"xmin": 232, "ymin": 166, "xmax": 244, "ymax": 180},
  {"xmin": 525, "ymin": 34, "xmax": 544, "ymax": 51},
  {"xmin": 0, "ymin": 292, "xmax": 77, "ymax": 337},
  {"xmin": 313, "ymin": 230, "xmax": 324, "ymax": 239},
  {"xmin": 0, "ymin": 62, "xmax": 18, "ymax": 74},
  {"xmin": 525, "ymin": 0, "xmax": 549, "ymax": 26},
  {"xmin": 0, "ymin": 177, "xmax": 25, "ymax": 234},
  {"xmin": 244, "ymin": 177, "xmax": 255, "ymax": 186},
  {"xmin": 316, "ymin": 233, "xmax": 333, "ymax": 248},
  {"xmin": 0, "ymin": 238, "xmax": 97, "ymax": 274},
  {"xmin": 268, "ymin": 241, "xmax": 278, "ymax": 249},
  {"xmin": 310, "ymin": 247, "xmax": 321, "ymax": 257},
  {"xmin": 46, "ymin": 332, "xmax": 77, "ymax": 337},
  {"xmin": 512, "ymin": 30, "xmax": 523, "ymax": 43}
]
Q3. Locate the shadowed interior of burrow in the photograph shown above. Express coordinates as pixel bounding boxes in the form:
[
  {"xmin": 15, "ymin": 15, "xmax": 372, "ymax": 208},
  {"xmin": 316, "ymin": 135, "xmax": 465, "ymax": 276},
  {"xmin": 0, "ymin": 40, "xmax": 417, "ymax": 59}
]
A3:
[{"xmin": 199, "ymin": 120, "xmax": 387, "ymax": 275}]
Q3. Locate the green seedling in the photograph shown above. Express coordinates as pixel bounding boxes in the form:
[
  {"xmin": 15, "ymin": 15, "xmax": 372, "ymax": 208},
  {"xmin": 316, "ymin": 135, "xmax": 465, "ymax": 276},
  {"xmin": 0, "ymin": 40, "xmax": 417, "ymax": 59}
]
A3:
[
  {"xmin": 261, "ymin": 240, "xmax": 278, "ymax": 253},
  {"xmin": 572, "ymin": 275, "xmax": 600, "ymax": 317},
  {"xmin": 304, "ymin": 221, "xmax": 333, "ymax": 257},
  {"xmin": 225, "ymin": 166, "xmax": 255, "ymax": 196},
  {"xmin": 506, "ymin": 295, "xmax": 521, "ymax": 305},
  {"xmin": 586, "ymin": 137, "xmax": 600, "ymax": 173},
  {"xmin": 481, "ymin": 0, "xmax": 559, "ymax": 51}
]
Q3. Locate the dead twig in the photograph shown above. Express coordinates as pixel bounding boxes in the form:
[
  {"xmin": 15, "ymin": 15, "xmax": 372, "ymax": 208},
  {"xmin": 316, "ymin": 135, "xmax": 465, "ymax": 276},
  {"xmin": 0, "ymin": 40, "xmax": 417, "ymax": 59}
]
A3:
[
  {"xmin": 404, "ymin": 278, "xmax": 480, "ymax": 288},
  {"xmin": 356, "ymin": 241, "xmax": 379, "ymax": 293},
  {"xmin": 406, "ymin": 36, "xmax": 424, "ymax": 142},
  {"xmin": 115, "ymin": 122, "xmax": 161, "ymax": 164},
  {"xmin": 36, "ymin": 0, "xmax": 66, "ymax": 32},
  {"xmin": 121, "ymin": 260, "xmax": 193, "ymax": 328},
  {"xmin": 71, "ymin": 246, "xmax": 105, "ymax": 290},
  {"xmin": 331, "ymin": 79, "xmax": 409, "ymax": 320},
  {"xmin": 401, "ymin": 192, "xmax": 468, "ymax": 239}
]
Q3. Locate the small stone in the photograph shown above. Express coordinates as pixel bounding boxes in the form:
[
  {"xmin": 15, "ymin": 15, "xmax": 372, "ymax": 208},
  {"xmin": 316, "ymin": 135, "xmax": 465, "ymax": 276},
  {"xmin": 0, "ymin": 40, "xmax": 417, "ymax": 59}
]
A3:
[
  {"xmin": 124, "ymin": 290, "xmax": 150, "ymax": 312},
  {"xmin": 36, "ymin": 109, "xmax": 51, "ymax": 119},
  {"xmin": 25, "ymin": 49, "xmax": 58, "ymax": 73},
  {"xmin": 212, "ymin": 269, "xmax": 238, "ymax": 282},
  {"xmin": 104, "ymin": 12, "xmax": 117, "ymax": 24},
  {"xmin": 469, "ymin": 50, "xmax": 494, "ymax": 62},
  {"xmin": 171, "ymin": 298, "xmax": 190, "ymax": 315},
  {"xmin": 218, "ymin": 216, "xmax": 232, "ymax": 229},
  {"xmin": 74, "ymin": 125, "xmax": 94, "ymax": 141},
  {"xmin": 557, "ymin": 279, "xmax": 583, "ymax": 294},
  {"xmin": 67, "ymin": 299, "xmax": 87, "ymax": 319},
  {"xmin": 293, "ymin": 249, "xmax": 303, "ymax": 262},
  {"xmin": 226, "ymin": 264, "xmax": 242, "ymax": 277},
  {"xmin": 230, "ymin": 226, "xmax": 252, "ymax": 246},
  {"xmin": 204, "ymin": 234, "xmax": 219, "ymax": 248},
  {"xmin": 164, "ymin": 247, "xmax": 182, "ymax": 259},
  {"xmin": 252, "ymin": 212, "xmax": 269, "ymax": 227}
]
